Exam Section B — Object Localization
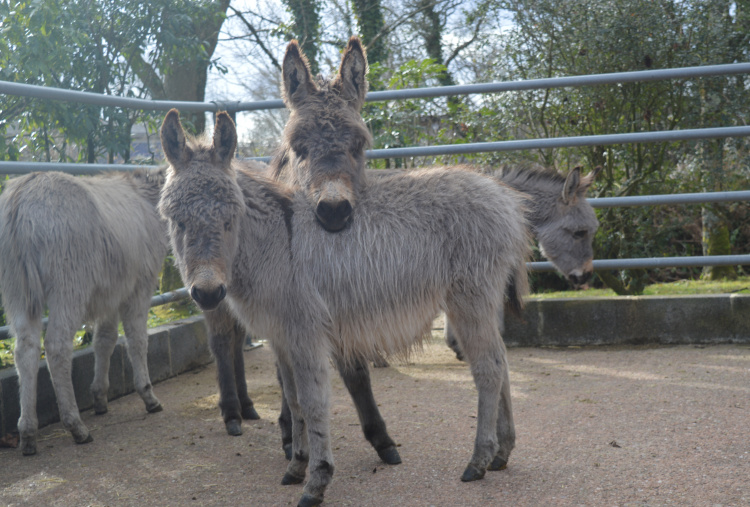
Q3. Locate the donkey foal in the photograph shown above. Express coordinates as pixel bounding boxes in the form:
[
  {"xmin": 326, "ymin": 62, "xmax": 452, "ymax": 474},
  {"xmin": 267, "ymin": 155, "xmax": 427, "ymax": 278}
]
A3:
[{"xmin": 0, "ymin": 169, "xmax": 167, "ymax": 455}]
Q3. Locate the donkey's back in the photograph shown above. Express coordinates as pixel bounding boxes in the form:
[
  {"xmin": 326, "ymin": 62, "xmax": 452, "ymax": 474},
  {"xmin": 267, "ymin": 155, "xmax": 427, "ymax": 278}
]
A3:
[{"xmin": 0, "ymin": 170, "xmax": 166, "ymax": 320}]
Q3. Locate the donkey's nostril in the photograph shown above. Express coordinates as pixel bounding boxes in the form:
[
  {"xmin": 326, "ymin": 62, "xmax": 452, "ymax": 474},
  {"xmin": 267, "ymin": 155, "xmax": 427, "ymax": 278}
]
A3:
[
  {"xmin": 190, "ymin": 284, "xmax": 227, "ymax": 310},
  {"xmin": 316, "ymin": 200, "xmax": 353, "ymax": 232}
]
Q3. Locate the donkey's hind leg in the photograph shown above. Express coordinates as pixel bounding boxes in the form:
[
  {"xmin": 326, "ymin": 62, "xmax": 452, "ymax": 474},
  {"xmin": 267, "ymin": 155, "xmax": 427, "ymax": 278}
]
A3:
[
  {"xmin": 277, "ymin": 365, "xmax": 294, "ymax": 460},
  {"xmin": 334, "ymin": 355, "xmax": 401, "ymax": 465},
  {"xmin": 44, "ymin": 306, "xmax": 92, "ymax": 446},
  {"xmin": 12, "ymin": 312, "xmax": 44, "ymax": 455},
  {"xmin": 445, "ymin": 309, "xmax": 509, "ymax": 482},
  {"xmin": 275, "ymin": 357, "xmax": 310, "ymax": 485},
  {"xmin": 120, "ymin": 293, "xmax": 162, "ymax": 413},
  {"xmin": 204, "ymin": 306, "xmax": 255, "ymax": 436},
  {"xmin": 231, "ymin": 323, "xmax": 259, "ymax": 421},
  {"xmin": 90, "ymin": 314, "xmax": 120, "ymax": 415}
]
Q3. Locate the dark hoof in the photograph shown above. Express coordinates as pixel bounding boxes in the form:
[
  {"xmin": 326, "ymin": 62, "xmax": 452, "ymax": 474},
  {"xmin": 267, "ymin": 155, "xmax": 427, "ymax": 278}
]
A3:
[
  {"xmin": 298, "ymin": 493, "xmax": 323, "ymax": 507},
  {"xmin": 488, "ymin": 456, "xmax": 508, "ymax": 471},
  {"xmin": 147, "ymin": 402, "xmax": 163, "ymax": 414},
  {"xmin": 283, "ymin": 443, "xmax": 293, "ymax": 461},
  {"xmin": 460, "ymin": 463, "xmax": 486, "ymax": 482},
  {"xmin": 94, "ymin": 406, "xmax": 108, "ymax": 416},
  {"xmin": 226, "ymin": 419, "xmax": 243, "ymax": 436},
  {"xmin": 21, "ymin": 439, "xmax": 37, "ymax": 456},
  {"xmin": 75, "ymin": 433, "xmax": 94, "ymax": 445},
  {"xmin": 377, "ymin": 446, "xmax": 402, "ymax": 465},
  {"xmin": 281, "ymin": 472, "xmax": 305, "ymax": 485},
  {"xmin": 242, "ymin": 406, "xmax": 260, "ymax": 420}
]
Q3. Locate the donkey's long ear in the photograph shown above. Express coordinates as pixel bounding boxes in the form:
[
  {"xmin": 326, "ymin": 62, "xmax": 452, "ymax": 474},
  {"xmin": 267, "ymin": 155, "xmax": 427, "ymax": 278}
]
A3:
[
  {"xmin": 282, "ymin": 40, "xmax": 318, "ymax": 110},
  {"xmin": 212, "ymin": 112, "xmax": 237, "ymax": 170},
  {"xmin": 161, "ymin": 109, "xmax": 190, "ymax": 169},
  {"xmin": 562, "ymin": 166, "xmax": 582, "ymax": 205},
  {"xmin": 333, "ymin": 36, "xmax": 368, "ymax": 111},
  {"xmin": 579, "ymin": 166, "xmax": 602, "ymax": 193}
]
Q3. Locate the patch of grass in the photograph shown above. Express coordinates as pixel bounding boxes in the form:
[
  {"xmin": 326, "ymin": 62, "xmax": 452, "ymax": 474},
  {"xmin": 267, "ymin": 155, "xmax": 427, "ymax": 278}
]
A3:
[{"xmin": 532, "ymin": 275, "xmax": 750, "ymax": 299}]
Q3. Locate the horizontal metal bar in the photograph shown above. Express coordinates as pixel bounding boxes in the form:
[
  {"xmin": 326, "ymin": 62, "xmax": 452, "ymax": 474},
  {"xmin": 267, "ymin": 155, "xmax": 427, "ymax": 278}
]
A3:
[
  {"xmin": 365, "ymin": 126, "xmax": 750, "ymax": 159},
  {"xmin": 589, "ymin": 190, "xmax": 750, "ymax": 208},
  {"xmin": 529, "ymin": 254, "xmax": 750, "ymax": 272},
  {"xmin": 2, "ymin": 63, "xmax": 748, "ymax": 112},
  {"xmin": 364, "ymin": 62, "xmax": 750, "ymax": 102},
  {"xmin": 0, "ymin": 288, "xmax": 192, "ymax": 340},
  {"xmin": 0, "ymin": 161, "xmax": 148, "ymax": 175}
]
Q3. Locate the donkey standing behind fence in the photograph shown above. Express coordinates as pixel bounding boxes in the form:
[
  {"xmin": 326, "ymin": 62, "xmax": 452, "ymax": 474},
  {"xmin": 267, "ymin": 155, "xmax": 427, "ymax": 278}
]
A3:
[
  {"xmin": 159, "ymin": 108, "xmax": 531, "ymax": 506},
  {"xmin": 0, "ymin": 169, "xmax": 167, "ymax": 455}
]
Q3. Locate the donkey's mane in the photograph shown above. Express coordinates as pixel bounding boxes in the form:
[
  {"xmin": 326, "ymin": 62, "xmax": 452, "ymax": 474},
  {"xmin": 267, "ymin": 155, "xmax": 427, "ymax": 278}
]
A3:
[{"xmin": 495, "ymin": 162, "xmax": 567, "ymax": 193}]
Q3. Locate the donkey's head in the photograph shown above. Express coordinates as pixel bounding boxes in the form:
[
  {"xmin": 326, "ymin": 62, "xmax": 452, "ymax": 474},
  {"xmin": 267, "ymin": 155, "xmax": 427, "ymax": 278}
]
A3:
[
  {"xmin": 535, "ymin": 166, "xmax": 601, "ymax": 289},
  {"xmin": 273, "ymin": 36, "xmax": 371, "ymax": 232},
  {"xmin": 158, "ymin": 109, "xmax": 243, "ymax": 311}
]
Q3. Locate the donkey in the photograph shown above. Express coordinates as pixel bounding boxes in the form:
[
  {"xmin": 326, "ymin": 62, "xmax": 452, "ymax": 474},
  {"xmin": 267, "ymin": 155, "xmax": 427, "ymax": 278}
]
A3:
[
  {"xmin": 159, "ymin": 109, "xmax": 531, "ymax": 506},
  {"xmin": 444, "ymin": 162, "xmax": 600, "ymax": 360},
  {"xmin": 198, "ymin": 36, "xmax": 376, "ymax": 440},
  {"xmin": 0, "ymin": 169, "xmax": 166, "ymax": 455}
]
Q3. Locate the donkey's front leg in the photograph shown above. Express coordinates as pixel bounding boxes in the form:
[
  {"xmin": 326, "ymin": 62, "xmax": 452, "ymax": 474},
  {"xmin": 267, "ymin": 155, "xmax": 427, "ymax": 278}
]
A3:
[
  {"xmin": 335, "ymin": 355, "xmax": 401, "ymax": 465},
  {"xmin": 286, "ymin": 344, "xmax": 335, "ymax": 507}
]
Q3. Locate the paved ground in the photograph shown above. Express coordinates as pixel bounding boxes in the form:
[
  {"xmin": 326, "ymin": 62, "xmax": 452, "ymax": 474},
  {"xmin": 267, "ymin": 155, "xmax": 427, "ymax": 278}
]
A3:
[{"xmin": 1, "ymin": 330, "xmax": 749, "ymax": 506}]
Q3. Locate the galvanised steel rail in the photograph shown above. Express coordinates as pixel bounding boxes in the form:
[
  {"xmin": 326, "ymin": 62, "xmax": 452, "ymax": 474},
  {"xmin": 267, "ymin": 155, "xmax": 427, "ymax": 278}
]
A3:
[
  {"xmin": 4, "ymin": 126, "xmax": 750, "ymax": 174},
  {"xmin": 1, "ymin": 62, "xmax": 749, "ymax": 112}
]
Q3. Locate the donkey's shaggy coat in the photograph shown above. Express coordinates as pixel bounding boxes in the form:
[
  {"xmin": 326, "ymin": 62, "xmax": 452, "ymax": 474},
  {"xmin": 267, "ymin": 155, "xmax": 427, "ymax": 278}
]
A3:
[
  {"xmin": 0, "ymin": 169, "xmax": 167, "ymax": 455},
  {"xmin": 159, "ymin": 109, "xmax": 531, "ymax": 506}
]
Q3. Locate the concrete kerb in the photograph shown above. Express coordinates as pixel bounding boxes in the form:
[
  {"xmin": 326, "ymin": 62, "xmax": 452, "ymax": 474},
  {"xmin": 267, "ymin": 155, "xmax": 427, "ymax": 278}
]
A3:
[
  {"xmin": 1, "ymin": 294, "xmax": 749, "ymax": 437},
  {"xmin": 0, "ymin": 315, "xmax": 211, "ymax": 437}
]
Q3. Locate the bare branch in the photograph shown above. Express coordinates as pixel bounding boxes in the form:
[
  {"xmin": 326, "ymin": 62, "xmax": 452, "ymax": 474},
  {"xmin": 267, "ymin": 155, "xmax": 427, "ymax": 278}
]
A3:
[{"xmin": 229, "ymin": 5, "xmax": 282, "ymax": 71}]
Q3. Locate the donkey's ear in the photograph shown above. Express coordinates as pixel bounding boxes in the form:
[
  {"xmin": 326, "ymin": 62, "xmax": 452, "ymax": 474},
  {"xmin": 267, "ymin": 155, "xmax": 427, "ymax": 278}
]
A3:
[
  {"xmin": 212, "ymin": 111, "xmax": 237, "ymax": 169},
  {"xmin": 333, "ymin": 36, "xmax": 368, "ymax": 110},
  {"xmin": 282, "ymin": 40, "xmax": 318, "ymax": 110},
  {"xmin": 161, "ymin": 109, "xmax": 190, "ymax": 169},
  {"xmin": 579, "ymin": 166, "xmax": 602, "ymax": 193},
  {"xmin": 562, "ymin": 166, "xmax": 582, "ymax": 205}
]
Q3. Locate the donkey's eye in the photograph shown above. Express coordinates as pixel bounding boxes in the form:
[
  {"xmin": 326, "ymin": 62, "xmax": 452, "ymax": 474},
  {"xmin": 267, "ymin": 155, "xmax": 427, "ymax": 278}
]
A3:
[
  {"xmin": 224, "ymin": 221, "xmax": 232, "ymax": 232},
  {"xmin": 177, "ymin": 221, "xmax": 186, "ymax": 232},
  {"xmin": 573, "ymin": 230, "xmax": 587, "ymax": 239},
  {"xmin": 294, "ymin": 146, "xmax": 308, "ymax": 160}
]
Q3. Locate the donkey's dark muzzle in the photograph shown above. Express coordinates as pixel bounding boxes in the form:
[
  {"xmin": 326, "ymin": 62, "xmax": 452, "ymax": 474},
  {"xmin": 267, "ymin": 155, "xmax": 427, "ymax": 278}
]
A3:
[
  {"xmin": 190, "ymin": 284, "xmax": 227, "ymax": 310},
  {"xmin": 569, "ymin": 271, "xmax": 592, "ymax": 289},
  {"xmin": 315, "ymin": 200, "xmax": 353, "ymax": 232}
]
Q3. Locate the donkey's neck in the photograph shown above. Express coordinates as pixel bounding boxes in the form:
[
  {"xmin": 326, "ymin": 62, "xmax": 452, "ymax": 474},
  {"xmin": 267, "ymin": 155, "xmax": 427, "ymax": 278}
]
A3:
[{"xmin": 497, "ymin": 166, "xmax": 564, "ymax": 232}]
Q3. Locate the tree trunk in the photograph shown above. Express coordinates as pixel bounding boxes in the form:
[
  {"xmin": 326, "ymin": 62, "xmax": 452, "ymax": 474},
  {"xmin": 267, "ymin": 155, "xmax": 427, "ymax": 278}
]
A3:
[
  {"xmin": 282, "ymin": 0, "xmax": 321, "ymax": 75},
  {"xmin": 352, "ymin": 0, "xmax": 388, "ymax": 68}
]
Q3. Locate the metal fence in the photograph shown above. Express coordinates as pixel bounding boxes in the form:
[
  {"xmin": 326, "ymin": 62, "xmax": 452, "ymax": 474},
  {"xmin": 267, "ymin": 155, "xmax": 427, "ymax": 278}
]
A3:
[{"xmin": 1, "ymin": 62, "xmax": 750, "ymax": 340}]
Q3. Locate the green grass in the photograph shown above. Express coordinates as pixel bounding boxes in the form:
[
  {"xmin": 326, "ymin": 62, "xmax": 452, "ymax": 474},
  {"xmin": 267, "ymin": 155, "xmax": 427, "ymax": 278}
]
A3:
[{"xmin": 531, "ymin": 275, "xmax": 750, "ymax": 299}]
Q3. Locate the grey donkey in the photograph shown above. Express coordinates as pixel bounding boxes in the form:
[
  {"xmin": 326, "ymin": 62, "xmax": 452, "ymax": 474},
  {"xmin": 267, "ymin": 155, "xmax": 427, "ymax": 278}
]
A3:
[
  {"xmin": 444, "ymin": 162, "xmax": 601, "ymax": 360},
  {"xmin": 0, "ymin": 169, "xmax": 166, "ymax": 455},
  {"xmin": 159, "ymin": 109, "xmax": 531, "ymax": 507},
  {"xmin": 197, "ymin": 36, "xmax": 372, "ymax": 439}
]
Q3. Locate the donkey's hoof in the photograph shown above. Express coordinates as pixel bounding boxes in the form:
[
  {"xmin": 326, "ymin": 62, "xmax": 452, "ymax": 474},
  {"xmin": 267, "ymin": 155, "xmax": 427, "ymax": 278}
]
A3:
[
  {"xmin": 242, "ymin": 406, "xmax": 260, "ymax": 420},
  {"xmin": 488, "ymin": 456, "xmax": 508, "ymax": 471},
  {"xmin": 283, "ymin": 443, "xmax": 293, "ymax": 461},
  {"xmin": 460, "ymin": 464, "xmax": 486, "ymax": 482},
  {"xmin": 146, "ymin": 402, "xmax": 163, "ymax": 413},
  {"xmin": 94, "ymin": 406, "xmax": 108, "ymax": 416},
  {"xmin": 281, "ymin": 471, "xmax": 305, "ymax": 485},
  {"xmin": 20, "ymin": 437, "xmax": 37, "ymax": 456},
  {"xmin": 377, "ymin": 446, "xmax": 402, "ymax": 465},
  {"xmin": 298, "ymin": 493, "xmax": 323, "ymax": 507},
  {"xmin": 226, "ymin": 419, "xmax": 243, "ymax": 436},
  {"xmin": 74, "ymin": 433, "xmax": 94, "ymax": 445}
]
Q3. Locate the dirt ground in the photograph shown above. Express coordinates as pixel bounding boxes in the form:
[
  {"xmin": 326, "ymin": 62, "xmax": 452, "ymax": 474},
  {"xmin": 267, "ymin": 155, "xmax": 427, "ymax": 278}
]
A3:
[{"xmin": 1, "ymin": 330, "xmax": 749, "ymax": 506}]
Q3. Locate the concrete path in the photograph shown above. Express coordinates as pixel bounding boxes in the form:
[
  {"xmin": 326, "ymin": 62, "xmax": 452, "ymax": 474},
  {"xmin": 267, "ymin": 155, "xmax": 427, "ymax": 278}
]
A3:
[{"xmin": 1, "ymin": 335, "xmax": 748, "ymax": 506}]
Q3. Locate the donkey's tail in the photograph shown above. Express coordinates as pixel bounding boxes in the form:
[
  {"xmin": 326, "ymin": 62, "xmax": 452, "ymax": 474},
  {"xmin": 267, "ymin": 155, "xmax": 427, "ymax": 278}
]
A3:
[{"xmin": 505, "ymin": 248, "xmax": 531, "ymax": 318}]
